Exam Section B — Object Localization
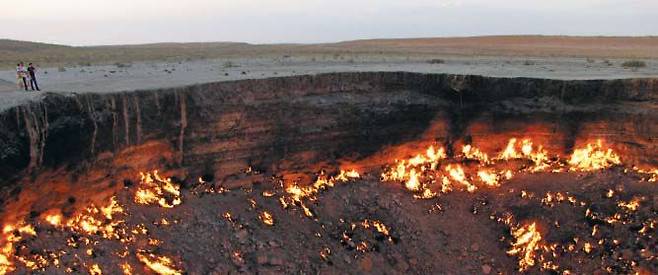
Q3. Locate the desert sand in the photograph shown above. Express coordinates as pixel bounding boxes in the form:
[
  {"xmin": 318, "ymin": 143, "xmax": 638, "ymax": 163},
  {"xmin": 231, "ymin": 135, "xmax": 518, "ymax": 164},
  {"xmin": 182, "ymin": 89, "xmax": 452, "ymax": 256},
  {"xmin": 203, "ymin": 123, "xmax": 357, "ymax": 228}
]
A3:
[{"xmin": 1, "ymin": 36, "xmax": 657, "ymax": 111}]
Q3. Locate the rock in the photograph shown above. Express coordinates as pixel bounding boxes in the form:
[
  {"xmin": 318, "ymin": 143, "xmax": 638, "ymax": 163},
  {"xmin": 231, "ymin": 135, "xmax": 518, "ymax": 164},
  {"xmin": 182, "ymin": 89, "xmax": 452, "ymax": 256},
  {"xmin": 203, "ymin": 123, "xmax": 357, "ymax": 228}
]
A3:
[
  {"xmin": 396, "ymin": 260, "xmax": 409, "ymax": 272},
  {"xmin": 481, "ymin": 264, "xmax": 492, "ymax": 274},
  {"xmin": 359, "ymin": 255, "xmax": 373, "ymax": 272},
  {"xmin": 621, "ymin": 249, "xmax": 634, "ymax": 259},
  {"xmin": 346, "ymin": 240, "xmax": 356, "ymax": 249},
  {"xmin": 269, "ymin": 256, "xmax": 284, "ymax": 266},
  {"xmin": 223, "ymin": 174, "xmax": 265, "ymax": 190},
  {"xmin": 470, "ymin": 243, "xmax": 479, "ymax": 252},
  {"xmin": 231, "ymin": 254, "xmax": 245, "ymax": 267},
  {"xmin": 408, "ymin": 258, "xmax": 417, "ymax": 266},
  {"xmin": 235, "ymin": 229, "xmax": 249, "ymax": 242},
  {"xmin": 257, "ymin": 255, "xmax": 269, "ymax": 265},
  {"xmin": 392, "ymin": 254, "xmax": 409, "ymax": 271}
]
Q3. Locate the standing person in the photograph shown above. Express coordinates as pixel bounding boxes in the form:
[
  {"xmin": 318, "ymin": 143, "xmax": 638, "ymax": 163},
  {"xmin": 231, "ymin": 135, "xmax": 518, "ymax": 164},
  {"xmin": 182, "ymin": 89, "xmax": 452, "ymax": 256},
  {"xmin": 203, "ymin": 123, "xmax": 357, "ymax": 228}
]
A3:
[
  {"xmin": 16, "ymin": 62, "xmax": 28, "ymax": 91},
  {"xmin": 27, "ymin": 63, "xmax": 40, "ymax": 91}
]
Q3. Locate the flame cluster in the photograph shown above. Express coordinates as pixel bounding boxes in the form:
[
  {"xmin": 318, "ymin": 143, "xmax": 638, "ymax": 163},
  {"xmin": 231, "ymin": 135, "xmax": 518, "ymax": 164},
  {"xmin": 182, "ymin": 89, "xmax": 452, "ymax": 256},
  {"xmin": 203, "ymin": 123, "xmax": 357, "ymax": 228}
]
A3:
[
  {"xmin": 259, "ymin": 211, "xmax": 275, "ymax": 226},
  {"xmin": 380, "ymin": 142, "xmax": 516, "ymax": 195},
  {"xmin": 507, "ymin": 222, "xmax": 544, "ymax": 271},
  {"xmin": 340, "ymin": 219, "xmax": 395, "ymax": 254},
  {"xmin": 0, "ymin": 222, "xmax": 36, "ymax": 274},
  {"xmin": 496, "ymin": 138, "xmax": 550, "ymax": 172},
  {"xmin": 568, "ymin": 140, "xmax": 621, "ymax": 171},
  {"xmin": 1, "ymin": 136, "xmax": 655, "ymax": 274},
  {"xmin": 280, "ymin": 170, "xmax": 360, "ymax": 217},
  {"xmin": 65, "ymin": 196, "xmax": 125, "ymax": 237},
  {"xmin": 381, "ymin": 139, "xmax": 624, "ymax": 196},
  {"xmin": 0, "ymin": 189, "xmax": 185, "ymax": 275},
  {"xmin": 135, "ymin": 171, "xmax": 182, "ymax": 208},
  {"xmin": 136, "ymin": 252, "xmax": 182, "ymax": 275},
  {"xmin": 505, "ymin": 184, "xmax": 656, "ymax": 273}
]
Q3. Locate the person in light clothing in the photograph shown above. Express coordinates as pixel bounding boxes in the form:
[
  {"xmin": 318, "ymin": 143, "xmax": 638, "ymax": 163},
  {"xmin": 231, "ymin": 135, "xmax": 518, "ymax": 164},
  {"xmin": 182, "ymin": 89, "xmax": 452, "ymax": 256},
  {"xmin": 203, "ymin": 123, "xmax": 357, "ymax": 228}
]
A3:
[{"xmin": 16, "ymin": 63, "xmax": 28, "ymax": 91}]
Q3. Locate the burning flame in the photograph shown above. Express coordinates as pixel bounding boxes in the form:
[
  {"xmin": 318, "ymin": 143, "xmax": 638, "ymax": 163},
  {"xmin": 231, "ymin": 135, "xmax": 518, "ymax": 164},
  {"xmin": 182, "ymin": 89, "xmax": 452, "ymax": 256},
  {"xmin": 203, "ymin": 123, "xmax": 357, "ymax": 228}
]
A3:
[
  {"xmin": 382, "ymin": 145, "xmax": 451, "ymax": 194},
  {"xmin": 0, "ymin": 221, "xmax": 38, "ymax": 274},
  {"xmin": 121, "ymin": 263, "xmax": 133, "ymax": 275},
  {"xmin": 405, "ymin": 169, "xmax": 420, "ymax": 191},
  {"xmin": 89, "ymin": 264, "xmax": 103, "ymax": 275},
  {"xmin": 259, "ymin": 211, "xmax": 275, "ymax": 226},
  {"xmin": 135, "ymin": 171, "xmax": 182, "ymax": 208},
  {"xmin": 568, "ymin": 140, "xmax": 620, "ymax": 171},
  {"xmin": 462, "ymin": 144, "xmax": 489, "ymax": 163},
  {"xmin": 496, "ymin": 138, "xmax": 550, "ymax": 171},
  {"xmin": 136, "ymin": 252, "xmax": 182, "ymax": 275},
  {"xmin": 0, "ymin": 136, "xmax": 654, "ymax": 274},
  {"xmin": 507, "ymin": 222, "xmax": 543, "ymax": 271},
  {"xmin": 381, "ymin": 145, "xmax": 446, "ymax": 183},
  {"xmin": 281, "ymin": 170, "xmax": 360, "ymax": 217},
  {"xmin": 66, "ymin": 196, "xmax": 125, "ymax": 238},
  {"xmin": 380, "ymin": 138, "xmax": 635, "ymax": 200},
  {"xmin": 617, "ymin": 197, "xmax": 641, "ymax": 211},
  {"xmin": 44, "ymin": 214, "xmax": 63, "ymax": 227},
  {"xmin": 477, "ymin": 170, "xmax": 500, "ymax": 187},
  {"xmin": 333, "ymin": 169, "xmax": 361, "ymax": 182},
  {"xmin": 445, "ymin": 164, "xmax": 476, "ymax": 192}
]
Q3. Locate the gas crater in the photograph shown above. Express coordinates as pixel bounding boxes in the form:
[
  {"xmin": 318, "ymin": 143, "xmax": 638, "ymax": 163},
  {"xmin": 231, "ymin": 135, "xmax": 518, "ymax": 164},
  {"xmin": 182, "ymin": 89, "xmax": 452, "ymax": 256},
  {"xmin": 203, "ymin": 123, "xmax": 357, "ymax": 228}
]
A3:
[{"xmin": 0, "ymin": 72, "xmax": 657, "ymax": 274}]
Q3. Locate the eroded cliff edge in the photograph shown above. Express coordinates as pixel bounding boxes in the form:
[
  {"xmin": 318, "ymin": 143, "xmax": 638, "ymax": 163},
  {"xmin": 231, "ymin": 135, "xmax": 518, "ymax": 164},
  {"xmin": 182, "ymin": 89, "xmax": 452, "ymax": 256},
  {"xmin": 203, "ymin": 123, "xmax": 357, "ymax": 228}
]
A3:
[{"xmin": 0, "ymin": 72, "xmax": 656, "ymax": 191}]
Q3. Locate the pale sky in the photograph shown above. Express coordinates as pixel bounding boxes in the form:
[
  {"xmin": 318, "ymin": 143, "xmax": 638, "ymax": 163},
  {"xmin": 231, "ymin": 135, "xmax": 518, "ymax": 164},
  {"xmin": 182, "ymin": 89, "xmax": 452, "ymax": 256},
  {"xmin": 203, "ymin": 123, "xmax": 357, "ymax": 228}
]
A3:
[{"xmin": 0, "ymin": 0, "xmax": 656, "ymax": 46}]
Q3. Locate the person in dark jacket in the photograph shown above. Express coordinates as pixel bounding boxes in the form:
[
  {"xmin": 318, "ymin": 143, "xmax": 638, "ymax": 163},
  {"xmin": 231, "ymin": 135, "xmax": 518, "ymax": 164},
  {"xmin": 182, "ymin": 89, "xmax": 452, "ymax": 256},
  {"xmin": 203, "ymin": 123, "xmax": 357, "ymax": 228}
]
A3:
[{"xmin": 27, "ymin": 63, "xmax": 40, "ymax": 91}]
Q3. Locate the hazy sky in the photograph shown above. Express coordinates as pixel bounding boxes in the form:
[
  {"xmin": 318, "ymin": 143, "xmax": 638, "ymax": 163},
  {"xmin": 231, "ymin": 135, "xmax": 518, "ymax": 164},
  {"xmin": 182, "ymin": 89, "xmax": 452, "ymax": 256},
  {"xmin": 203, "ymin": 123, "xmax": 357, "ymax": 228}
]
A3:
[{"xmin": 1, "ymin": 0, "xmax": 656, "ymax": 46}]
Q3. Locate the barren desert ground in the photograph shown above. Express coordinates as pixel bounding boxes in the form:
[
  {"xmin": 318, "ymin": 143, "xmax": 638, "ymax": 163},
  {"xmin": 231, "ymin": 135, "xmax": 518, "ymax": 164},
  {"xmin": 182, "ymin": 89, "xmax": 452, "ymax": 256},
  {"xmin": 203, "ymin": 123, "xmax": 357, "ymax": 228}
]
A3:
[{"xmin": 1, "ymin": 36, "xmax": 657, "ymax": 111}]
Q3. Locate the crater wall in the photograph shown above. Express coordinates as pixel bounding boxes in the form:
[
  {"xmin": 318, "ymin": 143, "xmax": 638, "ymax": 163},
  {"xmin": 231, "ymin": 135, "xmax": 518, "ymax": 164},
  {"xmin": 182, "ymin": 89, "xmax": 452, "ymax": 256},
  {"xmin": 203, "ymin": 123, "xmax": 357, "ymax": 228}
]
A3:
[{"xmin": 0, "ymin": 72, "xmax": 656, "ymax": 191}]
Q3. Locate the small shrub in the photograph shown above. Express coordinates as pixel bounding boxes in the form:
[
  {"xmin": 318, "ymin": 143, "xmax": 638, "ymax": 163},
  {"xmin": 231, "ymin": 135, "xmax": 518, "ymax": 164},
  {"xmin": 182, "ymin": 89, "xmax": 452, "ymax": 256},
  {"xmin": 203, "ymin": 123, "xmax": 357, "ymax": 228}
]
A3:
[
  {"xmin": 621, "ymin": 60, "xmax": 646, "ymax": 69},
  {"xmin": 223, "ymin": 61, "xmax": 238, "ymax": 68},
  {"xmin": 427, "ymin": 59, "xmax": 445, "ymax": 64},
  {"xmin": 115, "ymin": 62, "xmax": 132, "ymax": 68},
  {"xmin": 58, "ymin": 67, "xmax": 66, "ymax": 72},
  {"xmin": 523, "ymin": 60, "xmax": 535, "ymax": 66}
]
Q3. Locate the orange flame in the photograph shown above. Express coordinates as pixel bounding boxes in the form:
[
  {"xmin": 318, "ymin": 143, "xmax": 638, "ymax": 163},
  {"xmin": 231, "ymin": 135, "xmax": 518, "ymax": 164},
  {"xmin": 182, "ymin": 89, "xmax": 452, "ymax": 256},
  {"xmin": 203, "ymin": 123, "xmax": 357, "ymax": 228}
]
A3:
[
  {"xmin": 259, "ymin": 211, "xmax": 275, "ymax": 226},
  {"xmin": 135, "ymin": 171, "xmax": 182, "ymax": 208},
  {"xmin": 568, "ymin": 140, "xmax": 621, "ymax": 171},
  {"xmin": 477, "ymin": 170, "xmax": 500, "ymax": 187},
  {"xmin": 405, "ymin": 169, "xmax": 421, "ymax": 191},
  {"xmin": 507, "ymin": 222, "xmax": 543, "ymax": 271},
  {"xmin": 462, "ymin": 144, "xmax": 489, "ymax": 163},
  {"xmin": 445, "ymin": 164, "xmax": 476, "ymax": 192},
  {"xmin": 136, "ymin": 252, "xmax": 182, "ymax": 275}
]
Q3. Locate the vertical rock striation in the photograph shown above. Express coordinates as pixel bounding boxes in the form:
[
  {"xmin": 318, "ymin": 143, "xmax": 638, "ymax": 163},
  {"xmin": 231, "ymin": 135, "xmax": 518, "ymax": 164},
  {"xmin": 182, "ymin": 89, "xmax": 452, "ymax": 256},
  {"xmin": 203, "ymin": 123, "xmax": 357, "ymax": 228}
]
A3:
[{"xmin": 0, "ymin": 72, "xmax": 655, "ymax": 189}]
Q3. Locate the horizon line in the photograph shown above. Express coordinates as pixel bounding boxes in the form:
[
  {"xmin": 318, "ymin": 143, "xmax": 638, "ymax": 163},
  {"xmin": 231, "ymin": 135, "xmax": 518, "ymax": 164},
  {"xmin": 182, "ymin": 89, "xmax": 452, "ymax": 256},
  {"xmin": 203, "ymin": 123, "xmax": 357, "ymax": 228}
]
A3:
[{"xmin": 2, "ymin": 34, "xmax": 658, "ymax": 48}]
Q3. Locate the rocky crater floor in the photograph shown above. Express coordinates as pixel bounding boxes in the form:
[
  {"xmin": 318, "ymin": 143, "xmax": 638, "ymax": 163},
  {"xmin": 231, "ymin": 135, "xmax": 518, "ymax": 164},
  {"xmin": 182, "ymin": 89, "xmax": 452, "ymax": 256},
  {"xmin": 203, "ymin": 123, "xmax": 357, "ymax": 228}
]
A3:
[{"xmin": 0, "ymin": 72, "xmax": 656, "ymax": 274}]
